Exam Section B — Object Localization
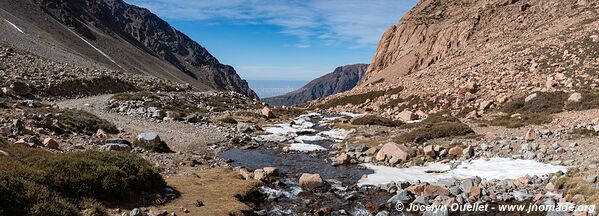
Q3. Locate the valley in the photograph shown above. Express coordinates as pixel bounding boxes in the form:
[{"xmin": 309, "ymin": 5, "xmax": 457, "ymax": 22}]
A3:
[{"xmin": 1, "ymin": 0, "xmax": 598, "ymax": 216}]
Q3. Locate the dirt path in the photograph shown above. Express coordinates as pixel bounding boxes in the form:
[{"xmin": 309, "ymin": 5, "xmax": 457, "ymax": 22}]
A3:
[{"xmin": 55, "ymin": 94, "xmax": 227, "ymax": 154}]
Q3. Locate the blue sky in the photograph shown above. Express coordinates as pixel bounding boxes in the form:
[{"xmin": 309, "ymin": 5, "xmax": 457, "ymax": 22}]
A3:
[{"xmin": 126, "ymin": 0, "xmax": 418, "ymax": 81}]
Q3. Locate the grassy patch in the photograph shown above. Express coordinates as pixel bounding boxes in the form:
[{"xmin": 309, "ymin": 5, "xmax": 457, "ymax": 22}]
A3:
[
  {"xmin": 486, "ymin": 113, "xmax": 553, "ymax": 128},
  {"xmin": 57, "ymin": 109, "xmax": 118, "ymax": 134},
  {"xmin": 396, "ymin": 122, "xmax": 474, "ymax": 144},
  {"xmin": 111, "ymin": 91, "xmax": 159, "ymax": 101},
  {"xmin": 317, "ymin": 87, "xmax": 403, "ymax": 109},
  {"xmin": 351, "ymin": 115, "xmax": 403, "ymax": 127},
  {"xmin": 0, "ymin": 145, "xmax": 165, "ymax": 215},
  {"xmin": 553, "ymin": 171, "xmax": 599, "ymax": 207},
  {"xmin": 501, "ymin": 92, "xmax": 568, "ymax": 114}
]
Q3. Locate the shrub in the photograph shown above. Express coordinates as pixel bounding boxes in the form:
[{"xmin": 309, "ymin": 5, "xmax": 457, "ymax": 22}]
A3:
[
  {"xmin": 219, "ymin": 117, "xmax": 238, "ymax": 124},
  {"xmin": 0, "ymin": 146, "xmax": 165, "ymax": 215},
  {"xmin": 396, "ymin": 122, "xmax": 474, "ymax": 144},
  {"xmin": 501, "ymin": 92, "xmax": 568, "ymax": 114},
  {"xmin": 487, "ymin": 113, "xmax": 553, "ymax": 128},
  {"xmin": 57, "ymin": 109, "xmax": 118, "ymax": 134},
  {"xmin": 351, "ymin": 115, "xmax": 403, "ymax": 127}
]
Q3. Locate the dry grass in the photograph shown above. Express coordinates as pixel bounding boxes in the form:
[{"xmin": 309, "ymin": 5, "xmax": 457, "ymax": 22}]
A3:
[
  {"xmin": 395, "ymin": 122, "xmax": 474, "ymax": 144},
  {"xmin": 162, "ymin": 168, "xmax": 261, "ymax": 216},
  {"xmin": 553, "ymin": 170, "xmax": 599, "ymax": 207}
]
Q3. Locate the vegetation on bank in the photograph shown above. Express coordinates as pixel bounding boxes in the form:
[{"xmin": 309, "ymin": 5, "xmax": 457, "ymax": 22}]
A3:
[
  {"xmin": 351, "ymin": 115, "xmax": 404, "ymax": 127},
  {"xmin": 395, "ymin": 114, "xmax": 475, "ymax": 144},
  {"xmin": 57, "ymin": 109, "xmax": 119, "ymax": 134},
  {"xmin": 0, "ymin": 141, "xmax": 166, "ymax": 216}
]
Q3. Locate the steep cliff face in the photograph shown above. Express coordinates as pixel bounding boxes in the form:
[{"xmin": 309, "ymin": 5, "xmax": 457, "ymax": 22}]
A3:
[
  {"xmin": 263, "ymin": 64, "xmax": 368, "ymax": 106},
  {"xmin": 324, "ymin": 0, "xmax": 599, "ymax": 115},
  {"xmin": 0, "ymin": 0, "xmax": 257, "ymax": 98}
]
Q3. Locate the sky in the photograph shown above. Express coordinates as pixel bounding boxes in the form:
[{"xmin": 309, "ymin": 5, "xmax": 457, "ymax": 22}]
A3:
[{"xmin": 125, "ymin": 0, "xmax": 418, "ymax": 81}]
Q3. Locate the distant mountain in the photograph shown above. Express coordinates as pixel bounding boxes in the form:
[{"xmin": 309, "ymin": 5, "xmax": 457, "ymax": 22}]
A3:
[
  {"xmin": 263, "ymin": 64, "xmax": 368, "ymax": 106},
  {"xmin": 0, "ymin": 0, "xmax": 257, "ymax": 98}
]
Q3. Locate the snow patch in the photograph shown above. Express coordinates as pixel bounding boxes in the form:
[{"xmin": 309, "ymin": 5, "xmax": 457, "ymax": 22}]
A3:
[
  {"xmin": 339, "ymin": 112, "xmax": 365, "ymax": 118},
  {"xmin": 318, "ymin": 128, "xmax": 352, "ymax": 141},
  {"xmin": 358, "ymin": 158, "xmax": 568, "ymax": 186},
  {"xmin": 294, "ymin": 135, "xmax": 326, "ymax": 143},
  {"xmin": 285, "ymin": 143, "xmax": 326, "ymax": 152},
  {"xmin": 64, "ymin": 27, "xmax": 123, "ymax": 69},
  {"xmin": 264, "ymin": 124, "xmax": 316, "ymax": 135},
  {"xmin": 4, "ymin": 19, "xmax": 24, "ymax": 34}
]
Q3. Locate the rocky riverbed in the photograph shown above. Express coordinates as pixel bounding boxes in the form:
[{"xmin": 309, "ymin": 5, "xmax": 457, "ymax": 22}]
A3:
[{"xmin": 216, "ymin": 111, "xmax": 594, "ymax": 216}]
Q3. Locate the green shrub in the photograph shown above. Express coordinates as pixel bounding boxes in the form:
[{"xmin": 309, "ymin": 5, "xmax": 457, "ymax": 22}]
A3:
[
  {"xmin": 487, "ymin": 113, "xmax": 553, "ymax": 128},
  {"xmin": 564, "ymin": 91, "xmax": 599, "ymax": 111},
  {"xmin": 57, "ymin": 109, "xmax": 118, "ymax": 134},
  {"xmin": 396, "ymin": 122, "xmax": 474, "ymax": 143},
  {"xmin": 501, "ymin": 92, "xmax": 568, "ymax": 114},
  {"xmin": 0, "ymin": 146, "xmax": 165, "ymax": 215},
  {"xmin": 317, "ymin": 87, "xmax": 403, "ymax": 109},
  {"xmin": 219, "ymin": 117, "xmax": 238, "ymax": 124},
  {"xmin": 351, "ymin": 115, "xmax": 403, "ymax": 127}
]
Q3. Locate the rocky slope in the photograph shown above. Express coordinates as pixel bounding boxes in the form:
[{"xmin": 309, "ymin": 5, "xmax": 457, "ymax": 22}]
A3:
[
  {"xmin": 263, "ymin": 64, "xmax": 368, "ymax": 106},
  {"xmin": 0, "ymin": 0, "xmax": 257, "ymax": 98},
  {"xmin": 319, "ymin": 0, "xmax": 598, "ymax": 117}
]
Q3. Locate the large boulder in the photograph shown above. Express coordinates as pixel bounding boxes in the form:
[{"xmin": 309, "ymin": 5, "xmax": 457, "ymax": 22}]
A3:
[
  {"xmin": 261, "ymin": 107, "xmax": 275, "ymax": 118},
  {"xmin": 135, "ymin": 132, "xmax": 171, "ymax": 152},
  {"xmin": 567, "ymin": 92, "xmax": 582, "ymax": 103},
  {"xmin": 525, "ymin": 128, "xmax": 536, "ymax": 141},
  {"xmin": 43, "ymin": 138, "xmax": 60, "ymax": 149},
  {"xmin": 397, "ymin": 111, "xmax": 418, "ymax": 122},
  {"xmin": 375, "ymin": 142, "xmax": 415, "ymax": 163},
  {"xmin": 299, "ymin": 173, "xmax": 324, "ymax": 191}
]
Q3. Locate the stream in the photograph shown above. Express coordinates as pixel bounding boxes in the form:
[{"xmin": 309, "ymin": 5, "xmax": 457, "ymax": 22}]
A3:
[{"xmin": 220, "ymin": 113, "xmax": 395, "ymax": 215}]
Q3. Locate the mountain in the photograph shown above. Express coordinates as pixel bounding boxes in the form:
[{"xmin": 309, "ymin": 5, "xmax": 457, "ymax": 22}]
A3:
[
  {"xmin": 319, "ymin": 0, "xmax": 598, "ymax": 114},
  {"xmin": 0, "ymin": 0, "xmax": 257, "ymax": 98},
  {"xmin": 263, "ymin": 64, "xmax": 368, "ymax": 106}
]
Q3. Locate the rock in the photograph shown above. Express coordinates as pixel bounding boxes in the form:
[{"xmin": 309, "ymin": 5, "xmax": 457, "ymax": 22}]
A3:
[
  {"xmin": 448, "ymin": 146, "xmax": 463, "ymax": 156},
  {"xmin": 567, "ymin": 93, "xmax": 582, "ymax": 103},
  {"xmin": 332, "ymin": 153, "xmax": 350, "ymax": 165},
  {"xmin": 43, "ymin": 138, "xmax": 60, "ymax": 149},
  {"xmin": 261, "ymin": 107, "xmax": 275, "ymax": 118},
  {"xmin": 138, "ymin": 132, "xmax": 161, "ymax": 145},
  {"xmin": 0, "ymin": 150, "xmax": 9, "ymax": 157},
  {"xmin": 422, "ymin": 185, "xmax": 449, "ymax": 198},
  {"xmin": 96, "ymin": 129, "xmax": 108, "ymax": 140},
  {"xmin": 375, "ymin": 142, "xmax": 415, "ymax": 163},
  {"xmin": 462, "ymin": 82, "xmax": 479, "ymax": 93},
  {"xmin": 546, "ymin": 80, "xmax": 557, "ymax": 89},
  {"xmin": 100, "ymin": 144, "xmax": 131, "ymax": 151},
  {"xmin": 545, "ymin": 183, "xmax": 556, "ymax": 191},
  {"xmin": 423, "ymin": 145, "xmax": 436, "ymax": 157},
  {"xmin": 586, "ymin": 175, "xmax": 597, "ymax": 183},
  {"xmin": 479, "ymin": 100, "xmax": 493, "ymax": 111},
  {"xmin": 130, "ymin": 208, "xmax": 142, "ymax": 216},
  {"xmin": 593, "ymin": 125, "xmax": 599, "ymax": 133},
  {"xmin": 152, "ymin": 109, "xmax": 165, "ymax": 119},
  {"xmin": 14, "ymin": 139, "xmax": 30, "ymax": 148},
  {"xmin": 299, "ymin": 173, "xmax": 324, "ymax": 191},
  {"xmin": 148, "ymin": 209, "xmax": 168, "ymax": 216},
  {"xmin": 263, "ymin": 167, "xmax": 278, "ymax": 176},
  {"xmin": 165, "ymin": 111, "xmax": 180, "ymax": 121},
  {"xmin": 525, "ymin": 93, "xmax": 537, "ymax": 102},
  {"xmin": 525, "ymin": 128, "xmax": 536, "ymax": 141},
  {"xmin": 513, "ymin": 176, "xmax": 531, "ymax": 187},
  {"xmin": 364, "ymin": 147, "xmax": 378, "ymax": 156},
  {"xmin": 468, "ymin": 186, "xmax": 482, "ymax": 199},
  {"xmin": 254, "ymin": 169, "xmax": 266, "ymax": 181},
  {"xmin": 105, "ymin": 138, "xmax": 132, "ymax": 146},
  {"xmin": 239, "ymin": 168, "xmax": 253, "ymax": 180},
  {"xmin": 237, "ymin": 122, "xmax": 255, "ymax": 133},
  {"xmin": 397, "ymin": 110, "xmax": 418, "ymax": 121},
  {"xmin": 462, "ymin": 145, "xmax": 474, "ymax": 159},
  {"xmin": 387, "ymin": 189, "xmax": 414, "ymax": 203},
  {"xmin": 136, "ymin": 132, "xmax": 170, "ymax": 152}
]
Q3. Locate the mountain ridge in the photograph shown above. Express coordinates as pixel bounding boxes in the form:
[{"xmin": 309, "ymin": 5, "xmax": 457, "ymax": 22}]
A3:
[
  {"xmin": 263, "ymin": 64, "xmax": 368, "ymax": 106},
  {"xmin": 0, "ymin": 0, "xmax": 257, "ymax": 98}
]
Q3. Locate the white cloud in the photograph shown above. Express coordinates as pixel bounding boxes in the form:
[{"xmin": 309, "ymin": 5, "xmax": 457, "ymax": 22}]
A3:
[{"xmin": 126, "ymin": 0, "xmax": 418, "ymax": 47}]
